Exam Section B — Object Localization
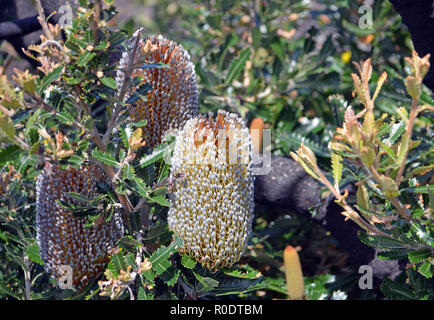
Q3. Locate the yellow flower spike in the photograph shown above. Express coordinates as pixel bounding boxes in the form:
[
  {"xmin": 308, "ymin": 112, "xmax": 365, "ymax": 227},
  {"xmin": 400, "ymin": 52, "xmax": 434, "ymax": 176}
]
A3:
[
  {"xmin": 249, "ymin": 117, "xmax": 264, "ymax": 154},
  {"xmin": 283, "ymin": 245, "xmax": 304, "ymax": 300},
  {"xmin": 168, "ymin": 110, "xmax": 255, "ymax": 271}
]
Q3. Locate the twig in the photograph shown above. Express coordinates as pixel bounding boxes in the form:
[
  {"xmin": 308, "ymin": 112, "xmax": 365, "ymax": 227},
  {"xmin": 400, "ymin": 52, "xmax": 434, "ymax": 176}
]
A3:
[
  {"xmin": 103, "ymin": 29, "xmax": 142, "ymax": 144},
  {"xmin": 71, "ymin": 85, "xmax": 134, "ymax": 218},
  {"xmin": 35, "ymin": 0, "xmax": 54, "ymax": 41},
  {"xmin": 177, "ymin": 277, "xmax": 196, "ymax": 300},
  {"xmin": 23, "ymin": 254, "xmax": 33, "ymax": 300},
  {"xmin": 92, "ymin": 0, "xmax": 101, "ymax": 47}
]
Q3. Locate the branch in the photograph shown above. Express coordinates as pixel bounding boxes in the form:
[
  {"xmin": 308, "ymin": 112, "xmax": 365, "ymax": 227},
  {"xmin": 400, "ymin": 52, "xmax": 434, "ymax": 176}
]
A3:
[{"xmin": 35, "ymin": 0, "xmax": 54, "ymax": 41}]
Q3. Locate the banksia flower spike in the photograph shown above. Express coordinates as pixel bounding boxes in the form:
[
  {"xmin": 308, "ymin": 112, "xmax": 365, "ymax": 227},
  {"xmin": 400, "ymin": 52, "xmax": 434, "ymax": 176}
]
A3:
[
  {"xmin": 283, "ymin": 246, "xmax": 304, "ymax": 300},
  {"xmin": 36, "ymin": 163, "xmax": 124, "ymax": 288},
  {"xmin": 168, "ymin": 110, "xmax": 255, "ymax": 271},
  {"xmin": 128, "ymin": 34, "xmax": 199, "ymax": 147}
]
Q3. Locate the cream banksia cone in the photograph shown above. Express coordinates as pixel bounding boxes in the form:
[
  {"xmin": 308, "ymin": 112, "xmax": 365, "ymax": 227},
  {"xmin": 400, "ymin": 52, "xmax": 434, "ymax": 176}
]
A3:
[
  {"xmin": 36, "ymin": 163, "xmax": 124, "ymax": 288},
  {"xmin": 168, "ymin": 110, "xmax": 255, "ymax": 271},
  {"xmin": 128, "ymin": 34, "xmax": 199, "ymax": 148}
]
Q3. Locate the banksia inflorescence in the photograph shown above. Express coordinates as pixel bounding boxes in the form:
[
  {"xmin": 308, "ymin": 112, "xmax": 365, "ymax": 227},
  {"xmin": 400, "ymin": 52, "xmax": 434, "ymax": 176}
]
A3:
[
  {"xmin": 168, "ymin": 110, "xmax": 255, "ymax": 271},
  {"xmin": 36, "ymin": 163, "xmax": 124, "ymax": 288},
  {"xmin": 128, "ymin": 34, "xmax": 199, "ymax": 147}
]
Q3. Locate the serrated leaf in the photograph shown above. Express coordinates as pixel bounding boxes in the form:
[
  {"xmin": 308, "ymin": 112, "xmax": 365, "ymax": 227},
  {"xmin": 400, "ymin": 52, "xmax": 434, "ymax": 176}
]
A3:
[
  {"xmin": 331, "ymin": 153, "xmax": 342, "ymax": 190},
  {"xmin": 130, "ymin": 174, "xmax": 150, "ymax": 197},
  {"xmin": 356, "ymin": 184, "xmax": 370, "ymax": 210},
  {"xmin": 77, "ymin": 51, "xmax": 96, "ymax": 67},
  {"xmin": 160, "ymin": 265, "xmax": 180, "ymax": 287},
  {"xmin": 149, "ymin": 236, "xmax": 183, "ymax": 276},
  {"xmin": 181, "ymin": 255, "xmax": 196, "ymax": 269},
  {"xmin": 381, "ymin": 277, "xmax": 418, "ymax": 300},
  {"xmin": 194, "ymin": 272, "xmax": 219, "ymax": 293},
  {"xmin": 139, "ymin": 143, "xmax": 167, "ymax": 167},
  {"xmin": 108, "ymin": 252, "xmax": 127, "ymax": 275},
  {"xmin": 418, "ymin": 261, "xmax": 433, "ymax": 278},
  {"xmin": 410, "ymin": 222, "xmax": 434, "ymax": 247},
  {"xmin": 26, "ymin": 244, "xmax": 43, "ymax": 265},
  {"xmin": 56, "ymin": 110, "xmax": 75, "ymax": 125},
  {"xmin": 223, "ymin": 269, "xmax": 262, "ymax": 279},
  {"xmin": 91, "ymin": 149, "xmax": 120, "ymax": 167},
  {"xmin": 408, "ymin": 249, "xmax": 431, "ymax": 264},
  {"xmin": 358, "ymin": 232, "xmax": 407, "ymax": 249},
  {"xmin": 38, "ymin": 66, "xmax": 63, "ymax": 95},
  {"xmin": 212, "ymin": 278, "xmax": 268, "ymax": 296},
  {"xmin": 0, "ymin": 111, "xmax": 15, "ymax": 143}
]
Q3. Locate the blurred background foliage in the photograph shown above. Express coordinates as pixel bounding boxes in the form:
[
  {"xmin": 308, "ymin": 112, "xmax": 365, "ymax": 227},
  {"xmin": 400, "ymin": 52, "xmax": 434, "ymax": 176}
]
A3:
[{"xmin": 0, "ymin": 0, "xmax": 432, "ymax": 300}]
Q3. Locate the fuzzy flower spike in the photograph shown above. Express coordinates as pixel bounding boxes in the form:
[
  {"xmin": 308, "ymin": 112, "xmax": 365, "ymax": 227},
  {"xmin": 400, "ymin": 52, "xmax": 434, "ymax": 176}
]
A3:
[
  {"xmin": 36, "ymin": 163, "xmax": 124, "ymax": 288},
  {"xmin": 128, "ymin": 34, "xmax": 199, "ymax": 148},
  {"xmin": 168, "ymin": 110, "xmax": 255, "ymax": 271}
]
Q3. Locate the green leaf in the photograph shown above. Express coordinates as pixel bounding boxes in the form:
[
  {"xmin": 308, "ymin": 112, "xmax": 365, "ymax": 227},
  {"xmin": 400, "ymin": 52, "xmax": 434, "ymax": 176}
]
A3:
[
  {"xmin": 139, "ymin": 143, "xmax": 168, "ymax": 168},
  {"xmin": 146, "ymin": 194, "xmax": 170, "ymax": 207},
  {"xmin": 38, "ymin": 66, "xmax": 63, "ymax": 95},
  {"xmin": 0, "ymin": 111, "xmax": 16, "ymax": 143},
  {"xmin": 91, "ymin": 149, "xmax": 120, "ymax": 167},
  {"xmin": 377, "ymin": 249, "xmax": 410, "ymax": 260},
  {"xmin": 342, "ymin": 19, "xmax": 376, "ymax": 36},
  {"xmin": 181, "ymin": 255, "xmax": 196, "ymax": 269},
  {"xmin": 304, "ymin": 274, "xmax": 335, "ymax": 300},
  {"xmin": 130, "ymin": 174, "xmax": 150, "ymax": 197},
  {"xmin": 396, "ymin": 132, "xmax": 409, "ymax": 167},
  {"xmin": 100, "ymin": 77, "xmax": 117, "ymax": 90},
  {"xmin": 410, "ymin": 222, "xmax": 434, "ymax": 247},
  {"xmin": 418, "ymin": 261, "xmax": 433, "ymax": 278},
  {"xmin": 212, "ymin": 278, "xmax": 268, "ymax": 296},
  {"xmin": 137, "ymin": 286, "xmax": 154, "ymax": 300},
  {"xmin": 225, "ymin": 48, "xmax": 251, "ymax": 85},
  {"xmin": 378, "ymin": 140, "xmax": 398, "ymax": 163},
  {"xmin": 331, "ymin": 153, "xmax": 342, "ymax": 189},
  {"xmin": 0, "ymin": 280, "xmax": 21, "ymax": 299},
  {"xmin": 160, "ymin": 265, "xmax": 180, "ymax": 287},
  {"xmin": 108, "ymin": 252, "xmax": 127, "ymax": 275},
  {"xmin": 149, "ymin": 236, "xmax": 183, "ymax": 276},
  {"xmin": 378, "ymin": 175, "xmax": 400, "ymax": 198},
  {"xmin": 0, "ymin": 145, "xmax": 21, "ymax": 165},
  {"xmin": 386, "ymin": 121, "xmax": 406, "ymax": 143},
  {"xmin": 223, "ymin": 269, "xmax": 262, "ymax": 279},
  {"xmin": 194, "ymin": 272, "xmax": 219, "ymax": 293},
  {"xmin": 55, "ymin": 110, "xmax": 75, "ymax": 126},
  {"xmin": 408, "ymin": 249, "xmax": 432, "ymax": 264},
  {"xmin": 358, "ymin": 232, "xmax": 408, "ymax": 249},
  {"xmin": 26, "ymin": 244, "xmax": 43, "ymax": 265},
  {"xmin": 356, "ymin": 184, "xmax": 370, "ymax": 211},
  {"xmin": 77, "ymin": 51, "xmax": 96, "ymax": 67},
  {"xmin": 381, "ymin": 276, "xmax": 418, "ymax": 299},
  {"xmin": 402, "ymin": 184, "xmax": 434, "ymax": 194}
]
